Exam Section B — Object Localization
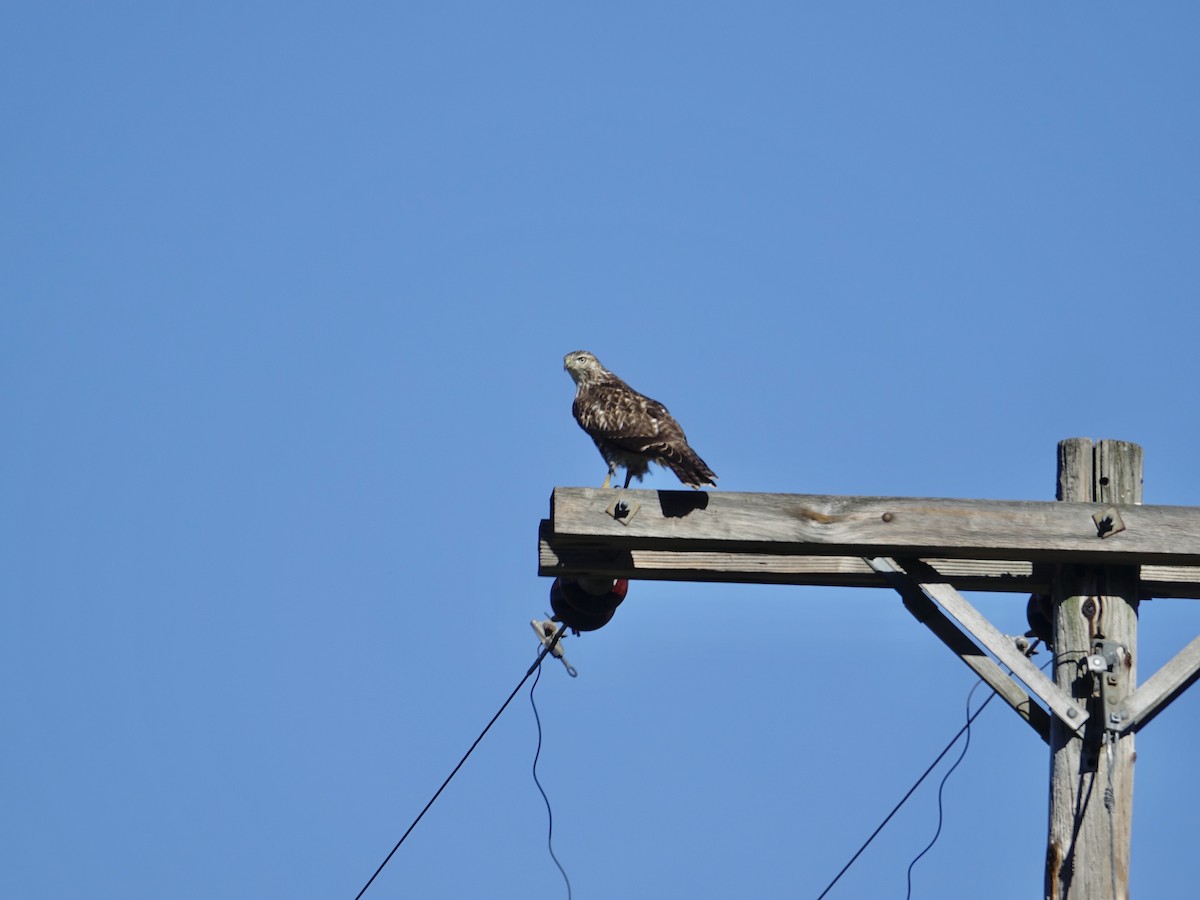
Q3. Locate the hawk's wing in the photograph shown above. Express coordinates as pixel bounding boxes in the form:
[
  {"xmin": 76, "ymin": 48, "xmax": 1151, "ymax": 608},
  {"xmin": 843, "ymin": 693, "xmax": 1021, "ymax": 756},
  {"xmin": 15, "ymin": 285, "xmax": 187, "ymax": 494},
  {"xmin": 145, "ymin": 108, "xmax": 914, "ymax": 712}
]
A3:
[
  {"xmin": 573, "ymin": 378, "xmax": 717, "ymax": 488},
  {"xmin": 572, "ymin": 381, "xmax": 681, "ymax": 451}
]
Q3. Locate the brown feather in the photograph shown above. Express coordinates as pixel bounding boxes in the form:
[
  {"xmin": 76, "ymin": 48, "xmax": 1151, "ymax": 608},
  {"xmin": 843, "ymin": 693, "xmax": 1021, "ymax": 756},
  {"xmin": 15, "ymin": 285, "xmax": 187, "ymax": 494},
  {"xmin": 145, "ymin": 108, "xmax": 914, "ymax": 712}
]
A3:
[{"xmin": 563, "ymin": 350, "xmax": 717, "ymax": 489}]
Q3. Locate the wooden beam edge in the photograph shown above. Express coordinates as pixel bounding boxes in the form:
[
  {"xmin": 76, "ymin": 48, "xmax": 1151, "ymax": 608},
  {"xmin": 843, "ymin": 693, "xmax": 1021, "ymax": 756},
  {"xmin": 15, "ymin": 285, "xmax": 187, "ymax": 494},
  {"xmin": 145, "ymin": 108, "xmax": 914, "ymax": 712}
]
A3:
[
  {"xmin": 540, "ymin": 523, "xmax": 1200, "ymax": 598},
  {"xmin": 546, "ymin": 487, "xmax": 1200, "ymax": 567}
]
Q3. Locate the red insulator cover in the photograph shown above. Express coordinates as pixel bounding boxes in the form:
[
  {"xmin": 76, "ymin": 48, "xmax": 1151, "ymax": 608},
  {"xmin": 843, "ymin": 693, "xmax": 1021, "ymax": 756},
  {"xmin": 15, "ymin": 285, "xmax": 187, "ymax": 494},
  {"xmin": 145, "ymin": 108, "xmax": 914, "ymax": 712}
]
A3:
[{"xmin": 549, "ymin": 576, "xmax": 629, "ymax": 632}]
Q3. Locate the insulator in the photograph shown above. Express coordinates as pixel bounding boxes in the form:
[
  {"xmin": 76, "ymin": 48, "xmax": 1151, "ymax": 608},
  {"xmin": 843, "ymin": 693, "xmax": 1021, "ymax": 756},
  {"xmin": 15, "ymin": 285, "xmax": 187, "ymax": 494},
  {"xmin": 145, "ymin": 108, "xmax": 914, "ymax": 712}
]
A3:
[
  {"xmin": 549, "ymin": 576, "xmax": 629, "ymax": 633},
  {"xmin": 1026, "ymin": 593, "xmax": 1054, "ymax": 650}
]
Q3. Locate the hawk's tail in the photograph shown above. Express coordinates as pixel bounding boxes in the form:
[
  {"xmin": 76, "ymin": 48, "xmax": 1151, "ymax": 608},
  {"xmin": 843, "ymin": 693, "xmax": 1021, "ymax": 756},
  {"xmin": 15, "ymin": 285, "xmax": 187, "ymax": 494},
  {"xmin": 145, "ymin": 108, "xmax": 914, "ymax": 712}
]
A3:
[{"xmin": 664, "ymin": 447, "xmax": 717, "ymax": 489}]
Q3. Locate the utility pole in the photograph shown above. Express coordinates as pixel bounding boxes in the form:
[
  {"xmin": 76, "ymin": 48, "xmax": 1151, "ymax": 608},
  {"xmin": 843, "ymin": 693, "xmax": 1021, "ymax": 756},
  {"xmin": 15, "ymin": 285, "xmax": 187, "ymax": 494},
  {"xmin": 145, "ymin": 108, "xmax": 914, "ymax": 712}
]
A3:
[
  {"xmin": 1047, "ymin": 439, "xmax": 1142, "ymax": 900},
  {"xmin": 538, "ymin": 438, "xmax": 1200, "ymax": 897}
]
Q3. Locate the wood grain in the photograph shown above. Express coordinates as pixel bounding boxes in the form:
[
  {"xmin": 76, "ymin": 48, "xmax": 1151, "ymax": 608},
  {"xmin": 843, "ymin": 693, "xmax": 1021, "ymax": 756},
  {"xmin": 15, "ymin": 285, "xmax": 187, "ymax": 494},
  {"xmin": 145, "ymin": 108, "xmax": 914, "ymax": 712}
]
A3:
[
  {"xmin": 549, "ymin": 486, "xmax": 1200, "ymax": 566},
  {"xmin": 1119, "ymin": 633, "xmax": 1200, "ymax": 735},
  {"xmin": 541, "ymin": 522, "xmax": 1200, "ymax": 598},
  {"xmin": 1047, "ymin": 438, "xmax": 1138, "ymax": 900}
]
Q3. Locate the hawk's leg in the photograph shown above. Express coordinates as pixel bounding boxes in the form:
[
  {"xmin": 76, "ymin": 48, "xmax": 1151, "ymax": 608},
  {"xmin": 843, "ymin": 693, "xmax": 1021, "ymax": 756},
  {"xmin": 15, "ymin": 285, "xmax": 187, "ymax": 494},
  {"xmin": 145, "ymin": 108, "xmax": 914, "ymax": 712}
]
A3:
[
  {"xmin": 622, "ymin": 470, "xmax": 633, "ymax": 489},
  {"xmin": 601, "ymin": 461, "xmax": 617, "ymax": 489}
]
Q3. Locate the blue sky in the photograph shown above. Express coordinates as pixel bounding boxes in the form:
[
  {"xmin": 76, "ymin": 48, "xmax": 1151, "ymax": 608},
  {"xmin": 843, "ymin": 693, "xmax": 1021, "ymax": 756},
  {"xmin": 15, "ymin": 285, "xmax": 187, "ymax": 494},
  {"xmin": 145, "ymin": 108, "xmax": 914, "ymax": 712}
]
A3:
[{"xmin": 4, "ymin": 3, "xmax": 1200, "ymax": 898}]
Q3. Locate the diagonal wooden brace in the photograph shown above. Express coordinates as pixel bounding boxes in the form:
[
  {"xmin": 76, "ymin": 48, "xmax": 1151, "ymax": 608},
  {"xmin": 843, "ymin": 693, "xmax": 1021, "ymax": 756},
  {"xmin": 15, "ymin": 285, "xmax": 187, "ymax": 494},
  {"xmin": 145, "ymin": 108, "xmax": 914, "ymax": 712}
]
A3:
[
  {"xmin": 870, "ymin": 559, "xmax": 1051, "ymax": 742},
  {"xmin": 1115, "ymin": 633, "xmax": 1200, "ymax": 735},
  {"xmin": 866, "ymin": 556, "xmax": 1087, "ymax": 735}
]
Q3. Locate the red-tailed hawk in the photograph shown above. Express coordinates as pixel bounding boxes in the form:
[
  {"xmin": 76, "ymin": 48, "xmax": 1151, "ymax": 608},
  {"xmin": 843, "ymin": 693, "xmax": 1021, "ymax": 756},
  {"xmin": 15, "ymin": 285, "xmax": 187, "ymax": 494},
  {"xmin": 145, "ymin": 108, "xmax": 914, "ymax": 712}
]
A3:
[{"xmin": 563, "ymin": 350, "xmax": 717, "ymax": 490}]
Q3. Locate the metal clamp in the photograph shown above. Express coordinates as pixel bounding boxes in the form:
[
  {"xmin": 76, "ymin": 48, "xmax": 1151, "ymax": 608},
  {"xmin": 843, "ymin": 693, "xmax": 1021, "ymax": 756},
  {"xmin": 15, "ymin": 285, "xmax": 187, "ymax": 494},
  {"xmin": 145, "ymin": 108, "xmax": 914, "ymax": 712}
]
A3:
[
  {"xmin": 1089, "ymin": 639, "xmax": 1128, "ymax": 732},
  {"xmin": 531, "ymin": 619, "xmax": 578, "ymax": 677}
]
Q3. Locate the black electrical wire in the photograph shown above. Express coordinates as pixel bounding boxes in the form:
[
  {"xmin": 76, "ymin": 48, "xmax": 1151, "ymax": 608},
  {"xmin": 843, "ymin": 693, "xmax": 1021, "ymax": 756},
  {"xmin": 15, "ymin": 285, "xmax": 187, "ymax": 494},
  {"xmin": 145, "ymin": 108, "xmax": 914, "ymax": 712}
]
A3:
[
  {"xmin": 816, "ymin": 653, "xmax": 1053, "ymax": 899},
  {"xmin": 903, "ymin": 679, "xmax": 991, "ymax": 899},
  {"xmin": 352, "ymin": 628, "xmax": 565, "ymax": 900},
  {"xmin": 814, "ymin": 688, "xmax": 997, "ymax": 900},
  {"xmin": 530, "ymin": 662, "xmax": 573, "ymax": 898}
]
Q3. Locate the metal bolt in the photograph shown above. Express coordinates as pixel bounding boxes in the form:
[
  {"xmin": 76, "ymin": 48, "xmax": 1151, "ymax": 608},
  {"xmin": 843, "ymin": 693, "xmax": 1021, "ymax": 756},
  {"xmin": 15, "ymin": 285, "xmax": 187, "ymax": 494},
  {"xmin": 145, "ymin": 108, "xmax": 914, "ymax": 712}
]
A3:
[
  {"xmin": 881, "ymin": 512, "xmax": 894, "ymax": 523},
  {"xmin": 606, "ymin": 495, "xmax": 641, "ymax": 525},
  {"xmin": 1068, "ymin": 708, "xmax": 1079, "ymax": 719}
]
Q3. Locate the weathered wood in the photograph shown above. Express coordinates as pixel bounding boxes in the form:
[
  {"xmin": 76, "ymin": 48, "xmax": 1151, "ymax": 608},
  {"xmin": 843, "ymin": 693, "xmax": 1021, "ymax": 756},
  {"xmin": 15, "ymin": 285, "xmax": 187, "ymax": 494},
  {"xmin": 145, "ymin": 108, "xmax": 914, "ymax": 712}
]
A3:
[
  {"xmin": 1140, "ymin": 566, "xmax": 1200, "ymax": 599},
  {"xmin": 1118, "ymin": 633, "xmax": 1200, "ymax": 735},
  {"xmin": 548, "ymin": 487, "xmax": 1200, "ymax": 567},
  {"xmin": 866, "ymin": 556, "xmax": 1051, "ymax": 740},
  {"xmin": 871, "ymin": 557, "xmax": 1086, "ymax": 733},
  {"xmin": 1047, "ymin": 438, "xmax": 1139, "ymax": 900},
  {"xmin": 541, "ymin": 522, "xmax": 1200, "ymax": 598},
  {"xmin": 541, "ymin": 522, "xmax": 1046, "ymax": 590},
  {"xmin": 537, "ymin": 437, "xmax": 1200, "ymax": 898}
]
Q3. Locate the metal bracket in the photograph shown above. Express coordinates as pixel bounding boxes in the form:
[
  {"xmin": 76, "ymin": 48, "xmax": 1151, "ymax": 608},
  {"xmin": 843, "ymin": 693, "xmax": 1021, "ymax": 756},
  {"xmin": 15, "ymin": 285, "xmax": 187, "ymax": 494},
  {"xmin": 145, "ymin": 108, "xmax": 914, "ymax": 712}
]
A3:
[
  {"xmin": 1089, "ymin": 639, "xmax": 1128, "ymax": 732},
  {"xmin": 1086, "ymin": 639, "xmax": 1125, "ymax": 675},
  {"xmin": 531, "ymin": 619, "xmax": 578, "ymax": 677},
  {"xmin": 606, "ymin": 495, "xmax": 641, "ymax": 525}
]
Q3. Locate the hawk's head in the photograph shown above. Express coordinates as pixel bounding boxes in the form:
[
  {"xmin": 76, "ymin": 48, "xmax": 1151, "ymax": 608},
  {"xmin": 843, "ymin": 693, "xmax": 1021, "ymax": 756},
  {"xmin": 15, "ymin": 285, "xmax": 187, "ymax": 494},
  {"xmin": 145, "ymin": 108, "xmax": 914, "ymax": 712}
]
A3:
[{"xmin": 563, "ymin": 350, "xmax": 609, "ymax": 386}]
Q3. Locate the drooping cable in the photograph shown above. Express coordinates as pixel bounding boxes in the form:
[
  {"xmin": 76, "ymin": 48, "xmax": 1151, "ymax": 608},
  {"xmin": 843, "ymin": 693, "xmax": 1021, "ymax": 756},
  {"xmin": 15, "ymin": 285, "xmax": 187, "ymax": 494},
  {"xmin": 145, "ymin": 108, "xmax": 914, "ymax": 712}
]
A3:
[
  {"xmin": 814, "ymin": 694, "xmax": 994, "ymax": 900},
  {"xmin": 903, "ymin": 679, "xmax": 991, "ymax": 899},
  {"xmin": 530, "ymin": 661, "xmax": 573, "ymax": 898},
  {"xmin": 815, "ymin": 650, "xmax": 1052, "ymax": 899},
  {"xmin": 352, "ymin": 627, "xmax": 565, "ymax": 900}
]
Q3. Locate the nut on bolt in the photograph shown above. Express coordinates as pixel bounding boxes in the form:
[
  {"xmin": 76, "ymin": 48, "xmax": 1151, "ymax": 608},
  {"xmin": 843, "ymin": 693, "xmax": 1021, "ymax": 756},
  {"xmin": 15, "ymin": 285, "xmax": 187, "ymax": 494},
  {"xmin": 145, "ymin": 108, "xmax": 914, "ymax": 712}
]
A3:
[
  {"xmin": 1092, "ymin": 506, "xmax": 1125, "ymax": 538},
  {"xmin": 606, "ymin": 495, "xmax": 640, "ymax": 524}
]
